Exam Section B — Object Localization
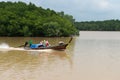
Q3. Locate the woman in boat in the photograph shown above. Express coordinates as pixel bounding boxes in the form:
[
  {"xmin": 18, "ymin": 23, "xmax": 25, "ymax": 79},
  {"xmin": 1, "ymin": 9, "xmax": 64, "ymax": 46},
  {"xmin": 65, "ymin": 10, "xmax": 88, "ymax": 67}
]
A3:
[
  {"xmin": 38, "ymin": 41, "xmax": 44, "ymax": 47},
  {"xmin": 38, "ymin": 40, "xmax": 49, "ymax": 47},
  {"xmin": 46, "ymin": 40, "xmax": 49, "ymax": 47}
]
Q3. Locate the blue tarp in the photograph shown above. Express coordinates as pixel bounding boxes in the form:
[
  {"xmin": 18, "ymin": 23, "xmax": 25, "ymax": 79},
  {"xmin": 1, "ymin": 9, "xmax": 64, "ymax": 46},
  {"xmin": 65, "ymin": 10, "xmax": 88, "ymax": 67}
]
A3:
[{"xmin": 30, "ymin": 44, "xmax": 43, "ymax": 48}]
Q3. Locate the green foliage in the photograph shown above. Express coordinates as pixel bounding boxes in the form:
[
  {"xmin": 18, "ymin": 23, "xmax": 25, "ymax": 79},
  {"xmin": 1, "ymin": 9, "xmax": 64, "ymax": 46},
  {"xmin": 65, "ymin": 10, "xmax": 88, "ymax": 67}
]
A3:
[
  {"xmin": 75, "ymin": 20, "xmax": 120, "ymax": 31},
  {"xmin": 0, "ymin": 1, "xmax": 79, "ymax": 37}
]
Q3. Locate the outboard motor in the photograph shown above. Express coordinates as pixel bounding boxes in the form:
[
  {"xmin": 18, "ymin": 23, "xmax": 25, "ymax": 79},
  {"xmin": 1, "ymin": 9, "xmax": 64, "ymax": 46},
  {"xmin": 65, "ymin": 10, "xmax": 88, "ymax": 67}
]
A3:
[{"xmin": 24, "ymin": 41, "xmax": 28, "ymax": 47}]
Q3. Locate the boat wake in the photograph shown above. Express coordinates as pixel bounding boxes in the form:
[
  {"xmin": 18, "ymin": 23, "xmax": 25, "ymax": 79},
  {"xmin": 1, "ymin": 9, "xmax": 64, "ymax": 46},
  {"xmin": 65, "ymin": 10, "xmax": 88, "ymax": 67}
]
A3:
[
  {"xmin": 0, "ymin": 43, "xmax": 24, "ymax": 52},
  {"xmin": 0, "ymin": 43, "xmax": 53, "ymax": 53},
  {"xmin": 0, "ymin": 43, "xmax": 9, "ymax": 49}
]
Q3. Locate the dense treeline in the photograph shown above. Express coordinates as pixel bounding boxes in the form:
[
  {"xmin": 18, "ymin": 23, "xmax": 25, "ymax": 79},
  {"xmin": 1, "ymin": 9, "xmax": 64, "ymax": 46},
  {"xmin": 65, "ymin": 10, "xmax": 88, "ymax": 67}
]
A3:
[
  {"xmin": 75, "ymin": 20, "xmax": 120, "ymax": 31},
  {"xmin": 0, "ymin": 1, "xmax": 79, "ymax": 37}
]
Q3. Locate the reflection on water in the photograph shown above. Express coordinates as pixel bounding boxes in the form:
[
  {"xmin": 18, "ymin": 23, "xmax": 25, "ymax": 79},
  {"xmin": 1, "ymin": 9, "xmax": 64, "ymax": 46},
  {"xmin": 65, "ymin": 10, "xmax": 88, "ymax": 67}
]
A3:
[{"xmin": 0, "ymin": 50, "xmax": 73, "ymax": 80}]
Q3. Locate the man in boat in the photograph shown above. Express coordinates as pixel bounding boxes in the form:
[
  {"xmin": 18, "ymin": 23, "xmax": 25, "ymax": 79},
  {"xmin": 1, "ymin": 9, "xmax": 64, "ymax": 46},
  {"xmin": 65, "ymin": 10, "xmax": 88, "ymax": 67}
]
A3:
[
  {"xmin": 24, "ymin": 40, "xmax": 48, "ymax": 48},
  {"xmin": 28, "ymin": 40, "xmax": 33, "ymax": 46}
]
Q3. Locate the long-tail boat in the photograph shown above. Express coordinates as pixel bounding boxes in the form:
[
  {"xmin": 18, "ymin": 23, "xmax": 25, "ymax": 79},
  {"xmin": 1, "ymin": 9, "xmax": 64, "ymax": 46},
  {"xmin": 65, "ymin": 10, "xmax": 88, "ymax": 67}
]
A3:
[{"xmin": 19, "ymin": 37, "xmax": 73, "ymax": 50}]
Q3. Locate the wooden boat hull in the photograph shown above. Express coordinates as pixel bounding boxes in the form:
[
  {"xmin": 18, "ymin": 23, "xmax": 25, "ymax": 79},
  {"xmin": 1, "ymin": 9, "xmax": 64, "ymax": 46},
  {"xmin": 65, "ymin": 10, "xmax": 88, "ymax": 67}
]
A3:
[{"xmin": 24, "ymin": 44, "xmax": 68, "ymax": 50}]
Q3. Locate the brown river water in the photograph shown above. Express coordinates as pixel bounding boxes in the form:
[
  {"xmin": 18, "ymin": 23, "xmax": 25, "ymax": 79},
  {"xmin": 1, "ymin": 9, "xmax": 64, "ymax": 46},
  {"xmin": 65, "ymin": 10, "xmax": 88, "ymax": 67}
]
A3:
[{"xmin": 0, "ymin": 31, "xmax": 120, "ymax": 80}]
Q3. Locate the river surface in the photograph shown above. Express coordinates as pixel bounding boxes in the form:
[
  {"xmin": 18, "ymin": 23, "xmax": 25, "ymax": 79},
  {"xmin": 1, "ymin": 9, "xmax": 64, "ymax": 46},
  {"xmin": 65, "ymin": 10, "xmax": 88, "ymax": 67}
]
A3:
[{"xmin": 0, "ymin": 31, "xmax": 120, "ymax": 80}]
